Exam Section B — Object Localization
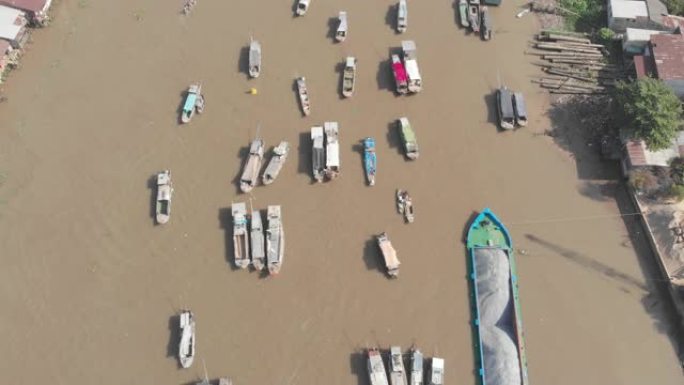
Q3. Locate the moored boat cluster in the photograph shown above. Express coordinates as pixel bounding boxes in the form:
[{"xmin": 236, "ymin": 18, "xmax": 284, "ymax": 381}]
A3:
[{"xmin": 367, "ymin": 347, "xmax": 444, "ymax": 385}]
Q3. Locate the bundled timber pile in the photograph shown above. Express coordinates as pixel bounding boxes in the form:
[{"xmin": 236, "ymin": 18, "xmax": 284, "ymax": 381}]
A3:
[{"xmin": 528, "ymin": 30, "xmax": 625, "ymax": 95}]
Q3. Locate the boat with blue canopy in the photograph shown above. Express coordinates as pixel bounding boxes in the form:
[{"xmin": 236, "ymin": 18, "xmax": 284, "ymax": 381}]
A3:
[
  {"xmin": 181, "ymin": 83, "xmax": 204, "ymax": 124},
  {"xmin": 363, "ymin": 137, "xmax": 377, "ymax": 186},
  {"xmin": 466, "ymin": 208, "xmax": 529, "ymax": 385}
]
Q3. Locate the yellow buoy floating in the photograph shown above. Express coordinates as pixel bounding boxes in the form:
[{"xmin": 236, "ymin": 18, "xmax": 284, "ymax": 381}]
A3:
[{"xmin": 250, "ymin": 88, "xmax": 258, "ymax": 95}]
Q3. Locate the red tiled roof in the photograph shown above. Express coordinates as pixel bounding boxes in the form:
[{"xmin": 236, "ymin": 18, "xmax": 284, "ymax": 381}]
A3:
[
  {"xmin": 633, "ymin": 55, "xmax": 656, "ymax": 78},
  {"xmin": 650, "ymin": 33, "xmax": 684, "ymax": 80},
  {"xmin": 662, "ymin": 14, "xmax": 684, "ymax": 31},
  {"xmin": 0, "ymin": 0, "xmax": 47, "ymax": 13}
]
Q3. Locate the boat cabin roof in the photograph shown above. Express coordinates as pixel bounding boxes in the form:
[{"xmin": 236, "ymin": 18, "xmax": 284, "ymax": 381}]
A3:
[
  {"xmin": 392, "ymin": 58, "xmax": 408, "ymax": 83},
  {"xmin": 364, "ymin": 137, "xmax": 376, "ymax": 149},
  {"xmin": 249, "ymin": 139, "xmax": 264, "ymax": 154},
  {"xmin": 401, "ymin": 40, "xmax": 417, "ymax": 56},
  {"xmin": 498, "ymin": 88, "xmax": 514, "ymax": 118},
  {"xmin": 513, "ymin": 92, "xmax": 527, "ymax": 118},
  {"xmin": 345, "ymin": 56, "xmax": 356, "ymax": 67},
  {"xmin": 157, "ymin": 171, "xmax": 171, "ymax": 185},
  {"xmin": 232, "ymin": 202, "xmax": 247, "ymax": 217},
  {"xmin": 404, "ymin": 60, "xmax": 421, "ymax": 80},
  {"xmin": 399, "ymin": 118, "xmax": 416, "ymax": 142},
  {"xmin": 183, "ymin": 93, "xmax": 198, "ymax": 112},
  {"xmin": 311, "ymin": 126, "xmax": 324, "ymax": 140}
]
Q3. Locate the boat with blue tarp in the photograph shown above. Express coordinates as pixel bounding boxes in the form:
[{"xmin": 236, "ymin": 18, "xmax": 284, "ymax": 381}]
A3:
[
  {"xmin": 181, "ymin": 84, "xmax": 204, "ymax": 124},
  {"xmin": 363, "ymin": 137, "xmax": 377, "ymax": 186},
  {"xmin": 466, "ymin": 208, "xmax": 529, "ymax": 385}
]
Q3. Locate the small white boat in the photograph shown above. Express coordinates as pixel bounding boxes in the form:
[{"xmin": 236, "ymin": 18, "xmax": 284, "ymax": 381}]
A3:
[
  {"xmin": 178, "ymin": 310, "xmax": 196, "ymax": 369},
  {"xmin": 390, "ymin": 346, "xmax": 409, "ymax": 385},
  {"xmin": 397, "ymin": 0, "xmax": 408, "ymax": 33},
  {"xmin": 410, "ymin": 349, "xmax": 424, "ymax": 385},
  {"xmin": 181, "ymin": 83, "xmax": 204, "ymax": 124},
  {"xmin": 248, "ymin": 39, "xmax": 261, "ymax": 78},
  {"xmin": 240, "ymin": 138, "xmax": 265, "ymax": 193},
  {"xmin": 250, "ymin": 210, "xmax": 265, "ymax": 271},
  {"xmin": 324, "ymin": 122, "xmax": 340, "ymax": 180},
  {"xmin": 458, "ymin": 0, "xmax": 469, "ymax": 28},
  {"xmin": 297, "ymin": 77, "xmax": 311, "ymax": 116},
  {"xmin": 311, "ymin": 126, "xmax": 325, "ymax": 183},
  {"xmin": 342, "ymin": 56, "xmax": 356, "ymax": 98},
  {"xmin": 368, "ymin": 348, "xmax": 390, "ymax": 385},
  {"xmin": 263, "ymin": 141, "xmax": 290, "ymax": 185},
  {"xmin": 232, "ymin": 202, "xmax": 250, "ymax": 269},
  {"xmin": 296, "ymin": 0, "xmax": 310, "ymax": 16},
  {"xmin": 266, "ymin": 205, "xmax": 284, "ymax": 275},
  {"xmin": 428, "ymin": 358, "xmax": 444, "ymax": 385},
  {"xmin": 396, "ymin": 189, "xmax": 415, "ymax": 224},
  {"xmin": 156, "ymin": 170, "xmax": 173, "ymax": 224},
  {"xmin": 336, "ymin": 11, "xmax": 348, "ymax": 42},
  {"xmin": 377, "ymin": 232, "xmax": 400, "ymax": 277}
]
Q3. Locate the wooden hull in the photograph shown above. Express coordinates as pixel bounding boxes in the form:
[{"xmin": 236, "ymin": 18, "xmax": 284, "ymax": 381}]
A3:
[{"xmin": 178, "ymin": 310, "xmax": 195, "ymax": 369}]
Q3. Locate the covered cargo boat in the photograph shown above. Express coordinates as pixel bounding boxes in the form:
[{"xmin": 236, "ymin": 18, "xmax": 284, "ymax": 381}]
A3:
[
  {"xmin": 297, "ymin": 77, "xmax": 311, "ymax": 116},
  {"xmin": 481, "ymin": 6, "xmax": 492, "ymax": 41},
  {"xmin": 342, "ymin": 56, "xmax": 356, "ymax": 97},
  {"xmin": 427, "ymin": 358, "xmax": 444, "ymax": 385},
  {"xmin": 513, "ymin": 92, "xmax": 528, "ymax": 127},
  {"xmin": 263, "ymin": 141, "xmax": 289, "ymax": 185},
  {"xmin": 248, "ymin": 39, "xmax": 261, "ymax": 78},
  {"xmin": 367, "ymin": 348, "xmax": 390, "ymax": 385},
  {"xmin": 250, "ymin": 210, "xmax": 265, "ymax": 271},
  {"xmin": 391, "ymin": 54, "xmax": 409, "ymax": 95},
  {"xmin": 466, "ymin": 208, "xmax": 529, "ymax": 385},
  {"xmin": 232, "ymin": 202, "xmax": 250, "ymax": 269},
  {"xmin": 401, "ymin": 40, "xmax": 422, "ymax": 93},
  {"xmin": 178, "ymin": 310, "xmax": 196, "ymax": 369},
  {"xmin": 398, "ymin": 117, "xmax": 418, "ymax": 159},
  {"xmin": 459, "ymin": 0, "xmax": 470, "ymax": 28},
  {"xmin": 311, "ymin": 126, "xmax": 325, "ymax": 183},
  {"xmin": 397, "ymin": 0, "xmax": 408, "ymax": 33},
  {"xmin": 410, "ymin": 349, "xmax": 423, "ymax": 385},
  {"xmin": 390, "ymin": 346, "xmax": 408, "ymax": 385},
  {"xmin": 497, "ymin": 87, "xmax": 515, "ymax": 130},
  {"xmin": 336, "ymin": 11, "xmax": 348, "ymax": 42},
  {"xmin": 156, "ymin": 170, "xmax": 173, "ymax": 224},
  {"xmin": 324, "ymin": 122, "xmax": 340, "ymax": 180},
  {"xmin": 240, "ymin": 138, "xmax": 265, "ymax": 193},
  {"xmin": 377, "ymin": 232, "xmax": 400, "ymax": 277},
  {"xmin": 266, "ymin": 205, "xmax": 284, "ymax": 275}
]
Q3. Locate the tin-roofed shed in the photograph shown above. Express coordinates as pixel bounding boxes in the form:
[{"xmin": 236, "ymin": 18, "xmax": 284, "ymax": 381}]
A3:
[{"xmin": 0, "ymin": 5, "xmax": 27, "ymax": 47}]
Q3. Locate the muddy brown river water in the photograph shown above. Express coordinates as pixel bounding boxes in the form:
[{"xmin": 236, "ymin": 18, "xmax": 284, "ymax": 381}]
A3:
[{"xmin": 0, "ymin": 0, "xmax": 681, "ymax": 384}]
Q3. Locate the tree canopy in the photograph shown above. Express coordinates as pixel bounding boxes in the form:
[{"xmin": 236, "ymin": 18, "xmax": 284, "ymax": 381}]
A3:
[{"xmin": 614, "ymin": 77, "xmax": 683, "ymax": 151}]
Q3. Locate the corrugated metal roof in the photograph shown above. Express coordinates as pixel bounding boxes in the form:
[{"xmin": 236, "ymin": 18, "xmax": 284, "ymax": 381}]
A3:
[
  {"xmin": 645, "ymin": 0, "xmax": 668, "ymax": 24},
  {"xmin": 0, "ymin": 0, "xmax": 48, "ymax": 13},
  {"xmin": 633, "ymin": 54, "xmax": 656, "ymax": 78},
  {"xmin": 0, "ymin": 5, "xmax": 25, "ymax": 41},
  {"xmin": 610, "ymin": 0, "xmax": 648, "ymax": 19},
  {"xmin": 650, "ymin": 33, "xmax": 684, "ymax": 80}
]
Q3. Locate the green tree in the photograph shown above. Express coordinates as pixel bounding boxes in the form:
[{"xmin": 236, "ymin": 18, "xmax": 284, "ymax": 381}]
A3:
[
  {"xmin": 663, "ymin": 0, "xmax": 684, "ymax": 16},
  {"xmin": 614, "ymin": 77, "xmax": 683, "ymax": 151}
]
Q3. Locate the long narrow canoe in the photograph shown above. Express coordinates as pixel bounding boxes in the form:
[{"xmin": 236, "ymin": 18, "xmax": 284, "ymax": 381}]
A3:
[{"xmin": 466, "ymin": 208, "xmax": 529, "ymax": 385}]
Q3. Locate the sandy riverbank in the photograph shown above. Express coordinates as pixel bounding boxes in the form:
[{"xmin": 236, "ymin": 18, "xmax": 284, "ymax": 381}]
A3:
[{"xmin": 0, "ymin": 0, "xmax": 681, "ymax": 383}]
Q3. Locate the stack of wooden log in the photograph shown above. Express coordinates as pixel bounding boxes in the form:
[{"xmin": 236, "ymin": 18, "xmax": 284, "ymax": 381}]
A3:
[{"xmin": 527, "ymin": 30, "xmax": 624, "ymax": 95}]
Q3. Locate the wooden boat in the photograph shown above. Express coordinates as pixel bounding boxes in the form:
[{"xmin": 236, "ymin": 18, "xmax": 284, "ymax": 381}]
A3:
[
  {"xmin": 513, "ymin": 92, "xmax": 528, "ymax": 127},
  {"xmin": 178, "ymin": 310, "xmax": 196, "ymax": 369},
  {"xmin": 468, "ymin": 4, "xmax": 480, "ymax": 34},
  {"xmin": 248, "ymin": 38, "xmax": 261, "ymax": 78},
  {"xmin": 481, "ymin": 6, "xmax": 492, "ymax": 41},
  {"xmin": 197, "ymin": 376, "xmax": 232, "ymax": 385},
  {"xmin": 156, "ymin": 170, "xmax": 173, "ymax": 224},
  {"xmin": 296, "ymin": 0, "xmax": 310, "ymax": 16},
  {"xmin": 363, "ymin": 137, "xmax": 377, "ymax": 186},
  {"xmin": 466, "ymin": 208, "xmax": 530, "ymax": 385},
  {"xmin": 401, "ymin": 40, "xmax": 422, "ymax": 93},
  {"xmin": 410, "ymin": 349, "xmax": 424, "ymax": 385},
  {"xmin": 263, "ymin": 141, "xmax": 289, "ymax": 185},
  {"xmin": 250, "ymin": 210, "xmax": 265, "ymax": 271},
  {"xmin": 342, "ymin": 56, "xmax": 356, "ymax": 98},
  {"xmin": 390, "ymin": 346, "xmax": 408, "ymax": 385},
  {"xmin": 336, "ymin": 11, "xmax": 348, "ymax": 42},
  {"xmin": 397, "ymin": 0, "xmax": 408, "ymax": 33},
  {"xmin": 391, "ymin": 54, "xmax": 409, "ymax": 95},
  {"xmin": 232, "ymin": 202, "xmax": 250, "ymax": 269},
  {"xmin": 181, "ymin": 83, "xmax": 204, "ymax": 124},
  {"xmin": 427, "ymin": 358, "xmax": 444, "ymax": 385},
  {"xmin": 398, "ymin": 117, "xmax": 419, "ymax": 159},
  {"xmin": 367, "ymin": 348, "xmax": 390, "ymax": 385},
  {"xmin": 266, "ymin": 205, "xmax": 284, "ymax": 275},
  {"xmin": 218, "ymin": 379, "xmax": 233, "ymax": 385},
  {"xmin": 459, "ymin": 0, "xmax": 470, "ymax": 28},
  {"xmin": 377, "ymin": 232, "xmax": 400, "ymax": 277},
  {"xmin": 240, "ymin": 138, "xmax": 265, "ymax": 193},
  {"xmin": 311, "ymin": 126, "xmax": 325, "ymax": 183},
  {"xmin": 496, "ymin": 87, "xmax": 515, "ymax": 130},
  {"xmin": 297, "ymin": 77, "xmax": 311, "ymax": 116},
  {"xmin": 324, "ymin": 122, "xmax": 340, "ymax": 180},
  {"xmin": 396, "ymin": 189, "xmax": 414, "ymax": 224}
]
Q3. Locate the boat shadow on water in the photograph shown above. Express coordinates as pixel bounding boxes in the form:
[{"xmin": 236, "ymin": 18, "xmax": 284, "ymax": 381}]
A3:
[
  {"xmin": 384, "ymin": 4, "xmax": 397, "ymax": 33},
  {"xmin": 166, "ymin": 314, "xmax": 182, "ymax": 368},
  {"xmin": 482, "ymin": 91, "xmax": 503, "ymax": 131},
  {"xmin": 349, "ymin": 351, "xmax": 372, "ymax": 385},
  {"xmin": 231, "ymin": 145, "xmax": 250, "ymax": 194},
  {"xmin": 362, "ymin": 238, "xmax": 387, "ymax": 277},
  {"xmin": 351, "ymin": 142, "xmax": 369, "ymax": 185},
  {"xmin": 335, "ymin": 61, "xmax": 346, "ymax": 100},
  {"xmin": 297, "ymin": 131, "xmax": 316, "ymax": 184},
  {"xmin": 326, "ymin": 17, "xmax": 338, "ymax": 42},
  {"xmin": 385, "ymin": 120, "xmax": 403, "ymax": 156},
  {"xmin": 147, "ymin": 174, "xmax": 158, "ymax": 225},
  {"xmin": 238, "ymin": 45, "xmax": 250, "ymax": 79},
  {"xmin": 218, "ymin": 207, "xmax": 245, "ymax": 271}
]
